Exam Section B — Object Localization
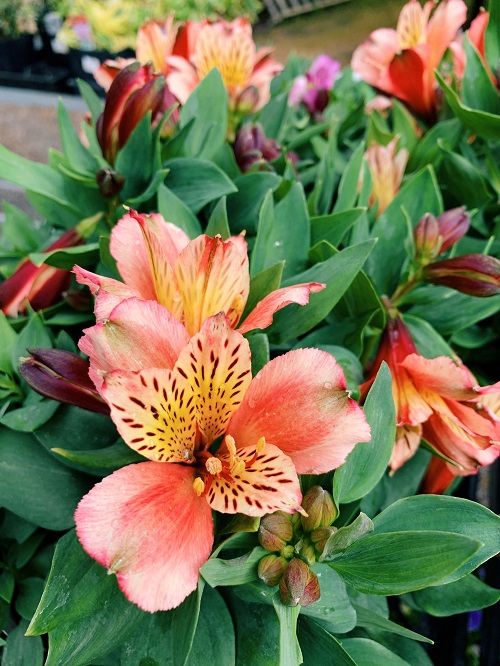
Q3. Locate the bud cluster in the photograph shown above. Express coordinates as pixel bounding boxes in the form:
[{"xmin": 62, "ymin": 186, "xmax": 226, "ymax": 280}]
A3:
[{"xmin": 257, "ymin": 485, "xmax": 338, "ymax": 607}]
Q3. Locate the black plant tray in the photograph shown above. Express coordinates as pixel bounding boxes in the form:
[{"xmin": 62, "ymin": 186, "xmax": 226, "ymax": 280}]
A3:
[{"xmin": 0, "ymin": 62, "xmax": 69, "ymax": 93}]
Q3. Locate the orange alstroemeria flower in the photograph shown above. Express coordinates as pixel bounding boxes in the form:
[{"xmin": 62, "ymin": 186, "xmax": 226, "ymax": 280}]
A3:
[
  {"xmin": 75, "ymin": 312, "xmax": 370, "ymax": 611},
  {"xmin": 352, "ymin": 0, "xmax": 468, "ymax": 119},
  {"xmin": 362, "ymin": 313, "xmax": 500, "ymax": 477},
  {"xmin": 167, "ymin": 18, "xmax": 283, "ymax": 115}
]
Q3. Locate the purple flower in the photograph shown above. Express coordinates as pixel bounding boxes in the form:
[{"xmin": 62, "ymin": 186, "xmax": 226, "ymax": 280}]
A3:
[{"xmin": 289, "ymin": 55, "xmax": 340, "ymax": 115}]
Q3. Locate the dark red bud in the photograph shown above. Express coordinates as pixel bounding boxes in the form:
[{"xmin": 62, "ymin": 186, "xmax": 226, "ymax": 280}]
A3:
[
  {"xmin": 279, "ymin": 558, "xmax": 320, "ymax": 607},
  {"xmin": 19, "ymin": 349, "xmax": 110, "ymax": 415},
  {"xmin": 436, "ymin": 207, "xmax": 470, "ymax": 253},
  {"xmin": 424, "ymin": 254, "xmax": 500, "ymax": 297},
  {"xmin": 96, "ymin": 168, "xmax": 125, "ymax": 199}
]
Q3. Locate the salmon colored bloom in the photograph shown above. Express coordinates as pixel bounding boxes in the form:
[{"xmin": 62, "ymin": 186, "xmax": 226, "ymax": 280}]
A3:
[
  {"xmin": 74, "ymin": 210, "xmax": 323, "ymax": 341},
  {"xmin": 75, "ymin": 313, "xmax": 370, "ymax": 611},
  {"xmin": 0, "ymin": 227, "xmax": 83, "ymax": 317},
  {"xmin": 364, "ymin": 138, "xmax": 408, "ymax": 216},
  {"xmin": 167, "ymin": 18, "xmax": 282, "ymax": 114},
  {"xmin": 352, "ymin": 0, "xmax": 467, "ymax": 119},
  {"xmin": 450, "ymin": 10, "xmax": 495, "ymax": 82},
  {"xmin": 363, "ymin": 313, "xmax": 500, "ymax": 475}
]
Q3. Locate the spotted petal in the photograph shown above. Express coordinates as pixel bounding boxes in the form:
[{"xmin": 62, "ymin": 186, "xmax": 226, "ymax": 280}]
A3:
[
  {"xmin": 175, "ymin": 235, "xmax": 249, "ymax": 335},
  {"xmin": 174, "ymin": 314, "xmax": 252, "ymax": 445},
  {"xmin": 205, "ymin": 443, "xmax": 302, "ymax": 517},
  {"xmin": 228, "ymin": 349, "xmax": 371, "ymax": 474},
  {"xmin": 79, "ymin": 298, "xmax": 189, "ymax": 391},
  {"xmin": 102, "ymin": 367, "xmax": 197, "ymax": 463},
  {"xmin": 75, "ymin": 462, "xmax": 213, "ymax": 612}
]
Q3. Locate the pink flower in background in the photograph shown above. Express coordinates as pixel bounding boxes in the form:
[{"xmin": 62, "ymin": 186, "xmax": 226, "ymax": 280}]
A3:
[
  {"xmin": 167, "ymin": 18, "xmax": 282, "ymax": 114},
  {"xmin": 75, "ymin": 313, "xmax": 370, "ymax": 611},
  {"xmin": 449, "ymin": 10, "xmax": 496, "ymax": 82},
  {"xmin": 75, "ymin": 210, "xmax": 323, "ymax": 346},
  {"xmin": 289, "ymin": 54, "xmax": 340, "ymax": 115},
  {"xmin": 351, "ymin": 0, "xmax": 467, "ymax": 119},
  {"xmin": 364, "ymin": 137, "xmax": 408, "ymax": 216}
]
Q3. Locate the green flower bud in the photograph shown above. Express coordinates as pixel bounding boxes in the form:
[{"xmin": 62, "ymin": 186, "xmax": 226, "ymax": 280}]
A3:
[
  {"xmin": 279, "ymin": 558, "xmax": 320, "ymax": 607},
  {"xmin": 300, "ymin": 486, "xmax": 337, "ymax": 532},
  {"xmin": 311, "ymin": 526, "xmax": 338, "ymax": 555},
  {"xmin": 258, "ymin": 554, "xmax": 287, "ymax": 587},
  {"xmin": 258, "ymin": 513, "xmax": 293, "ymax": 552}
]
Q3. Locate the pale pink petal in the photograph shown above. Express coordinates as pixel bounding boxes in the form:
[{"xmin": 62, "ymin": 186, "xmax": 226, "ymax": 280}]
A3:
[
  {"xmin": 102, "ymin": 367, "xmax": 197, "ymax": 463},
  {"xmin": 401, "ymin": 354, "xmax": 480, "ymax": 400},
  {"xmin": 175, "ymin": 235, "xmax": 249, "ymax": 335},
  {"xmin": 351, "ymin": 28, "xmax": 399, "ymax": 91},
  {"xmin": 389, "ymin": 424, "xmax": 422, "ymax": 471},
  {"xmin": 75, "ymin": 462, "xmax": 213, "ymax": 612},
  {"xmin": 237, "ymin": 282, "xmax": 325, "ymax": 335},
  {"xmin": 289, "ymin": 75, "xmax": 308, "ymax": 107},
  {"xmin": 166, "ymin": 56, "xmax": 200, "ymax": 104},
  {"xmin": 94, "ymin": 58, "xmax": 136, "ymax": 91},
  {"xmin": 136, "ymin": 17, "xmax": 178, "ymax": 75},
  {"xmin": 427, "ymin": 0, "xmax": 467, "ymax": 72},
  {"xmin": 228, "ymin": 349, "xmax": 371, "ymax": 474},
  {"xmin": 174, "ymin": 314, "xmax": 251, "ymax": 445},
  {"xmin": 79, "ymin": 297, "xmax": 189, "ymax": 391},
  {"xmin": 205, "ymin": 443, "xmax": 302, "ymax": 516},
  {"xmin": 73, "ymin": 265, "xmax": 141, "ymax": 321}
]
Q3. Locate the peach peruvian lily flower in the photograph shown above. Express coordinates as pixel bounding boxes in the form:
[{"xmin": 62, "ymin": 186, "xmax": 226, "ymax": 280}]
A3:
[
  {"xmin": 166, "ymin": 18, "xmax": 283, "ymax": 114},
  {"xmin": 362, "ymin": 312, "xmax": 500, "ymax": 476},
  {"xmin": 75, "ymin": 312, "xmax": 370, "ymax": 611},
  {"xmin": 351, "ymin": 0, "xmax": 467, "ymax": 119},
  {"xmin": 364, "ymin": 138, "xmax": 408, "ymax": 217},
  {"xmin": 74, "ymin": 210, "xmax": 323, "ymax": 338}
]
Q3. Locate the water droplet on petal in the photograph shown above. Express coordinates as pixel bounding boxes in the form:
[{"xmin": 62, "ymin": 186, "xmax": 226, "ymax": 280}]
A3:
[{"xmin": 324, "ymin": 382, "xmax": 332, "ymax": 389}]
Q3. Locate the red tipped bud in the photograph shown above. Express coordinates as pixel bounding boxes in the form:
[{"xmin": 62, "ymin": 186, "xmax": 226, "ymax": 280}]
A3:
[
  {"xmin": 300, "ymin": 486, "xmax": 337, "ymax": 532},
  {"xmin": 424, "ymin": 254, "xmax": 500, "ymax": 297},
  {"xmin": 258, "ymin": 554, "xmax": 287, "ymax": 587},
  {"xmin": 19, "ymin": 349, "xmax": 110, "ymax": 415},
  {"xmin": 414, "ymin": 207, "xmax": 470, "ymax": 264},
  {"xmin": 279, "ymin": 558, "xmax": 320, "ymax": 607},
  {"xmin": 436, "ymin": 207, "xmax": 470, "ymax": 253},
  {"xmin": 258, "ymin": 513, "xmax": 293, "ymax": 552}
]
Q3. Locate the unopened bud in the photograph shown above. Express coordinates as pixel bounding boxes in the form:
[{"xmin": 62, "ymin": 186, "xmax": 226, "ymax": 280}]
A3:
[
  {"xmin": 258, "ymin": 512, "xmax": 293, "ymax": 552},
  {"xmin": 258, "ymin": 554, "xmax": 287, "ymax": 587},
  {"xmin": 19, "ymin": 348, "xmax": 109, "ymax": 414},
  {"xmin": 300, "ymin": 486, "xmax": 337, "ymax": 532},
  {"xmin": 96, "ymin": 168, "xmax": 125, "ymax": 199},
  {"xmin": 237, "ymin": 85, "xmax": 260, "ymax": 114},
  {"xmin": 414, "ymin": 213, "xmax": 441, "ymax": 263},
  {"xmin": 424, "ymin": 254, "xmax": 500, "ymax": 297},
  {"xmin": 298, "ymin": 538, "xmax": 316, "ymax": 566},
  {"xmin": 310, "ymin": 526, "xmax": 338, "ymax": 554},
  {"xmin": 279, "ymin": 558, "xmax": 320, "ymax": 607},
  {"xmin": 436, "ymin": 207, "xmax": 470, "ymax": 253}
]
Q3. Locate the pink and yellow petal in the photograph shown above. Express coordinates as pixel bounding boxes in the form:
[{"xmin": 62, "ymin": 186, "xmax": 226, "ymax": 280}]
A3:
[
  {"xmin": 102, "ymin": 367, "xmax": 197, "ymax": 463},
  {"xmin": 79, "ymin": 297, "xmax": 189, "ymax": 391},
  {"xmin": 237, "ymin": 282, "xmax": 324, "ymax": 335},
  {"xmin": 205, "ymin": 443, "xmax": 302, "ymax": 516},
  {"xmin": 426, "ymin": 0, "xmax": 467, "ymax": 72},
  {"xmin": 401, "ymin": 354, "xmax": 480, "ymax": 400},
  {"xmin": 73, "ymin": 266, "xmax": 141, "ymax": 321},
  {"xmin": 75, "ymin": 462, "xmax": 213, "ymax": 612},
  {"xmin": 175, "ymin": 235, "xmax": 249, "ymax": 335},
  {"xmin": 174, "ymin": 314, "xmax": 252, "ymax": 444},
  {"xmin": 228, "ymin": 349, "xmax": 370, "ymax": 474}
]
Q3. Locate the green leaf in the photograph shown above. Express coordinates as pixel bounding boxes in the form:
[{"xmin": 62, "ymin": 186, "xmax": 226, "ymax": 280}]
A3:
[
  {"xmin": 205, "ymin": 196, "xmax": 230, "ymax": 238},
  {"xmin": 15, "ymin": 577, "xmax": 45, "ymax": 621},
  {"xmin": 367, "ymin": 166, "xmax": 443, "ymax": 294},
  {"xmin": 0, "ymin": 428, "xmax": 90, "ymax": 531},
  {"xmin": 248, "ymin": 333, "xmax": 270, "ymax": 376},
  {"xmin": 2, "ymin": 621, "xmax": 44, "ymax": 666},
  {"xmin": 58, "ymin": 100, "xmax": 98, "ymax": 174},
  {"xmin": 320, "ymin": 514, "xmax": 374, "ymax": 560},
  {"xmin": 367, "ymin": 633, "xmax": 434, "ymax": 666},
  {"xmin": 119, "ymin": 612, "xmax": 174, "ymax": 666},
  {"xmin": 12, "ymin": 313, "xmax": 52, "ymax": 373},
  {"xmin": 200, "ymin": 546, "xmax": 266, "ymax": 587},
  {"xmin": 164, "ymin": 158, "xmax": 237, "ymax": 214},
  {"xmin": 115, "ymin": 114, "xmax": 153, "ymax": 200},
  {"xmin": 436, "ymin": 71, "xmax": 500, "ymax": 140},
  {"xmin": 334, "ymin": 141, "xmax": 366, "ymax": 212},
  {"xmin": 77, "ymin": 79, "xmax": 103, "ymax": 125},
  {"xmin": 0, "ymin": 313, "xmax": 17, "ymax": 373},
  {"xmin": 178, "ymin": 69, "xmax": 228, "ymax": 159},
  {"xmin": 334, "ymin": 363, "xmax": 395, "ymax": 504},
  {"xmin": 258, "ymin": 91, "xmax": 290, "ymax": 140},
  {"xmin": 51, "ymin": 440, "xmax": 142, "ymax": 473},
  {"xmin": 125, "ymin": 167, "xmax": 170, "ymax": 207},
  {"xmin": 409, "ymin": 573, "xmax": 500, "ymax": 616},
  {"xmin": 404, "ymin": 314, "xmax": 454, "ymax": 359},
  {"xmin": 157, "ymin": 183, "xmax": 202, "ymax": 238},
  {"xmin": 0, "ymin": 401, "xmax": 59, "ymax": 432},
  {"xmin": 330, "ymin": 531, "xmax": 481, "ymax": 595},
  {"xmin": 340, "ymin": 638, "xmax": 412, "ymax": 666},
  {"xmin": 353, "ymin": 605, "xmax": 432, "ymax": 643},
  {"xmin": 186, "ymin": 586, "xmax": 235, "ymax": 666},
  {"xmin": 407, "ymin": 119, "xmax": 462, "ymax": 173},
  {"xmin": 272, "ymin": 594, "xmax": 302, "ymax": 666},
  {"xmin": 438, "ymin": 145, "xmax": 494, "ymax": 209},
  {"xmin": 311, "ymin": 208, "xmax": 366, "ymax": 248},
  {"xmin": 241, "ymin": 261, "xmax": 284, "ymax": 324},
  {"xmin": 485, "ymin": 0, "xmax": 500, "ymax": 73},
  {"xmin": 226, "ymin": 172, "xmax": 282, "ymax": 234},
  {"xmin": 372, "ymin": 495, "xmax": 500, "ymax": 584},
  {"xmin": 298, "ymin": 618, "xmax": 357, "ymax": 666},
  {"xmin": 301, "ymin": 565, "xmax": 357, "ymax": 634},
  {"xmin": 29, "ymin": 242, "xmax": 100, "ymax": 270},
  {"xmin": 1, "ymin": 203, "xmax": 41, "ymax": 253},
  {"xmin": 462, "ymin": 35, "xmax": 500, "ymax": 114},
  {"xmin": 172, "ymin": 581, "xmax": 204, "ymax": 666},
  {"xmin": 268, "ymin": 240, "xmax": 376, "ymax": 343}
]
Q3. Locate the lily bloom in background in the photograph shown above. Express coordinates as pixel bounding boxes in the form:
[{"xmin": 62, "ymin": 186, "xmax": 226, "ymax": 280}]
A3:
[
  {"xmin": 289, "ymin": 55, "xmax": 340, "ymax": 115},
  {"xmin": 364, "ymin": 138, "xmax": 408, "ymax": 216},
  {"xmin": 167, "ymin": 18, "xmax": 282, "ymax": 116},
  {"xmin": 363, "ymin": 312, "xmax": 500, "ymax": 477},
  {"xmin": 75, "ymin": 210, "xmax": 323, "ymax": 340},
  {"xmin": 352, "ymin": 0, "xmax": 467, "ymax": 119},
  {"xmin": 75, "ymin": 313, "xmax": 370, "ymax": 611},
  {"xmin": 96, "ymin": 62, "xmax": 168, "ymax": 164},
  {"xmin": 0, "ymin": 226, "xmax": 83, "ymax": 317}
]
